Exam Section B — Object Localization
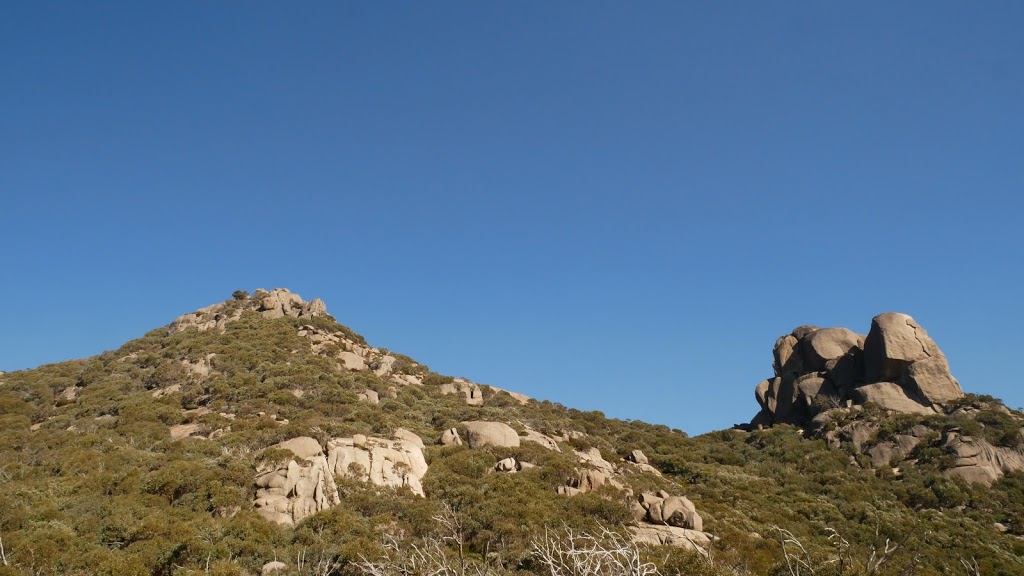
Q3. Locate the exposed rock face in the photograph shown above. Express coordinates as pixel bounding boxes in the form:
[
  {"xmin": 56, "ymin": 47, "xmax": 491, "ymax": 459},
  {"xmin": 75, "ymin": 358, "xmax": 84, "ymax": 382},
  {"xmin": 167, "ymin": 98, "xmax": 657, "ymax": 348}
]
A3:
[
  {"xmin": 750, "ymin": 312, "xmax": 963, "ymax": 427},
  {"xmin": 808, "ymin": 396, "xmax": 1024, "ymax": 485},
  {"xmin": 629, "ymin": 524, "xmax": 712, "ymax": 555},
  {"xmin": 641, "ymin": 493, "xmax": 703, "ymax": 532},
  {"xmin": 627, "ymin": 490, "xmax": 709, "ymax": 554},
  {"xmin": 488, "ymin": 385, "xmax": 532, "ymax": 405},
  {"xmin": 802, "ymin": 328, "xmax": 864, "ymax": 372},
  {"xmin": 257, "ymin": 289, "xmax": 326, "ymax": 320},
  {"xmin": 521, "ymin": 427, "xmax": 561, "ymax": 451},
  {"xmin": 169, "ymin": 422, "xmax": 206, "ymax": 441},
  {"xmin": 905, "ymin": 357, "xmax": 963, "ymax": 405},
  {"xmin": 943, "ymin": 430, "xmax": 1024, "ymax": 487},
  {"xmin": 557, "ymin": 448, "xmax": 626, "ymax": 496},
  {"xmin": 574, "ymin": 447, "xmax": 616, "ymax": 476},
  {"xmin": 276, "ymin": 437, "xmax": 325, "ymax": 460},
  {"xmin": 327, "ymin": 434, "xmax": 429, "ymax": 496},
  {"xmin": 181, "ymin": 354, "xmax": 215, "ymax": 380},
  {"xmin": 559, "ymin": 469, "xmax": 607, "ymax": 494},
  {"xmin": 864, "ymin": 313, "xmax": 939, "ymax": 381},
  {"xmin": 852, "ymin": 383, "xmax": 935, "ymax": 415},
  {"xmin": 254, "ymin": 432, "xmax": 428, "ymax": 525},
  {"xmin": 440, "ymin": 378, "xmax": 484, "ymax": 406},
  {"xmin": 462, "ymin": 421, "xmax": 520, "ymax": 448},
  {"xmin": 339, "ymin": 352, "xmax": 367, "ymax": 371},
  {"xmin": 254, "ymin": 437, "xmax": 340, "ymax": 526},
  {"xmin": 169, "ymin": 288, "xmax": 328, "ymax": 334},
  {"xmin": 393, "ymin": 428, "xmax": 424, "ymax": 448}
]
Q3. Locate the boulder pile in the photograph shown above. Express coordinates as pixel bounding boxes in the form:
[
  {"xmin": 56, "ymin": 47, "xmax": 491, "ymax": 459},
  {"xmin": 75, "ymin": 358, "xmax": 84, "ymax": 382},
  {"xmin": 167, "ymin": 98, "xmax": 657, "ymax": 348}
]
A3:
[
  {"xmin": 752, "ymin": 312, "xmax": 964, "ymax": 428},
  {"xmin": 169, "ymin": 288, "xmax": 327, "ymax": 334},
  {"xmin": 254, "ymin": 431, "xmax": 428, "ymax": 526},
  {"xmin": 254, "ymin": 437, "xmax": 340, "ymax": 526}
]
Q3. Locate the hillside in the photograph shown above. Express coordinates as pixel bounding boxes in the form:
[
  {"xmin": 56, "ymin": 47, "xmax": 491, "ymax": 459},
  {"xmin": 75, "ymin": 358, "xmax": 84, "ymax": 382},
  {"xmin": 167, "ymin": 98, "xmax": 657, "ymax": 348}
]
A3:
[{"xmin": 0, "ymin": 289, "xmax": 1022, "ymax": 576}]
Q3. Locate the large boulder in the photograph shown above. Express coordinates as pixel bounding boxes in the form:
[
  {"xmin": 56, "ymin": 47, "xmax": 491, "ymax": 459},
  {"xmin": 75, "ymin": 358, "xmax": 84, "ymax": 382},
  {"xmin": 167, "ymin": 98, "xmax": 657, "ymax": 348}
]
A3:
[
  {"xmin": 905, "ymin": 356, "xmax": 963, "ymax": 405},
  {"xmin": 864, "ymin": 312, "xmax": 942, "ymax": 382},
  {"xmin": 274, "ymin": 436, "xmax": 324, "ymax": 460},
  {"xmin": 629, "ymin": 525, "xmax": 712, "ymax": 556},
  {"xmin": 522, "ymin": 427, "xmax": 561, "ymax": 451},
  {"xmin": 647, "ymin": 495, "xmax": 703, "ymax": 531},
  {"xmin": 261, "ymin": 561, "xmax": 288, "ymax": 575},
  {"xmin": 462, "ymin": 421, "xmax": 520, "ymax": 448},
  {"xmin": 773, "ymin": 334, "xmax": 802, "ymax": 377},
  {"xmin": 943, "ymin": 431, "xmax": 1024, "ymax": 486},
  {"xmin": 851, "ymin": 383, "xmax": 933, "ymax": 415},
  {"xmin": 440, "ymin": 378, "xmax": 484, "ymax": 406},
  {"xmin": 254, "ymin": 431, "xmax": 431, "ymax": 525},
  {"xmin": 755, "ymin": 379, "xmax": 775, "ymax": 412},
  {"xmin": 802, "ymin": 328, "xmax": 864, "ymax": 372}
]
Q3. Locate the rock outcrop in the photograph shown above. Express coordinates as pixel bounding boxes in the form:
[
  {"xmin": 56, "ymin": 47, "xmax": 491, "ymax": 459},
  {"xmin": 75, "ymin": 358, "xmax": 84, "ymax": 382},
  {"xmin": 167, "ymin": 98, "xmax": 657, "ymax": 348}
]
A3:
[
  {"xmin": 639, "ymin": 491, "xmax": 703, "ymax": 532},
  {"xmin": 627, "ymin": 490, "xmax": 710, "ymax": 555},
  {"xmin": 626, "ymin": 449, "xmax": 649, "ymax": 465},
  {"xmin": 942, "ymin": 430, "xmax": 1024, "ymax": 486},
  {"xmin": 629, "ymin": 524, "xmax": 713, "ymax": 555},
  {"xmin": 462, "ymin": 421, "xmax": 520, "ymax": 448},
  {"xmin": 261, "ymin": 561, "xmax": 288, "ymax": 575},
  {"xmin": 440, "ymin": 378, "xmax": 484, "ymax": 406},
  {"xmin": 169, "ymin": 288, "xmax": 327, "ymax": 334},
  {"xmin": 254, "ymin": 437, "xmax": 340, "ymax": 526},
  {"xmin": 751, "ymin": 312, "xmax": 963, "ymax": 428},
  {"xmin": 327, "ymin": 434, "xmax": 429, "ymax": 496},
  {"xmin": 521, "ymin": 427, "xmax": 561, "ymax": 451},
  {"xmin": 254, "ymin": 432, "xmax": 428, "ymax": 525},
  {"xmin": 557, "ymin": 469, "xmax": 608, "ymax": 495}
]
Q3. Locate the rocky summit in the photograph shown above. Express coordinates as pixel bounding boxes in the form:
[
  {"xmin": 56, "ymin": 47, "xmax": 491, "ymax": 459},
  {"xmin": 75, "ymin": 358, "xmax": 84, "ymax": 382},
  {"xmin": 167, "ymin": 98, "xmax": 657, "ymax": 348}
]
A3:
[
  {"xmin": 0, "ymin": 290, "xmax": 1023, "ymax": 576},
  {"xmin": 751, "ymin": 312, "xmax": 964, "ymax": 428}
]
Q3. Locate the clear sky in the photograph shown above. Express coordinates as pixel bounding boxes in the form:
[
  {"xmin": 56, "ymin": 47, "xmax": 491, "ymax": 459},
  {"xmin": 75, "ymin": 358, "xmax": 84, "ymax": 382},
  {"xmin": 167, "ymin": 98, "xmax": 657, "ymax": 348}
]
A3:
[{"xmin": 2, "ymin": 2, "xmax": 1022, "ymax": 434}]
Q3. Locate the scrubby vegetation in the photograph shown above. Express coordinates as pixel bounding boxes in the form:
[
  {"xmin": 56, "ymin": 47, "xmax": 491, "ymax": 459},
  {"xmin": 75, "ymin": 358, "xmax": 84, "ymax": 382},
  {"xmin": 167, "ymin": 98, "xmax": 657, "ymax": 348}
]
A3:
[{"xmin": 0, "ymin": 296, "xmax": 1022, "ymax": 575}]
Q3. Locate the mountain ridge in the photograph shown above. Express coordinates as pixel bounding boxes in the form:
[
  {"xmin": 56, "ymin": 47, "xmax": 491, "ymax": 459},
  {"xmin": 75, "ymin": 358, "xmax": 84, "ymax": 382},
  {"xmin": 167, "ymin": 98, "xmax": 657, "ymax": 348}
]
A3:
[{"xmin": 1, "ymin": 289, "xmax": 1022, "ymax": 575}]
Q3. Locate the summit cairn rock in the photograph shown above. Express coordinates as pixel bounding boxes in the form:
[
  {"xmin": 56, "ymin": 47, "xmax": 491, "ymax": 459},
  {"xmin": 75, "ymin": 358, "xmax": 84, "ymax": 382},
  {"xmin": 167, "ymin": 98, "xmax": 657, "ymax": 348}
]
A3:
[{"xmin": 750, "ymin": 312, "xmax": 963, "ymax": 428}]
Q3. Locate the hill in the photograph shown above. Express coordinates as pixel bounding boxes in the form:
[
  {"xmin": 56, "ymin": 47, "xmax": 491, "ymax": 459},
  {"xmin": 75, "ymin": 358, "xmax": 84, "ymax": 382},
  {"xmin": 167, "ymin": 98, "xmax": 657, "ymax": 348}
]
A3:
[{"xmin": 0, "ymin": 289, "xmax": 1022, "ymax": 576}]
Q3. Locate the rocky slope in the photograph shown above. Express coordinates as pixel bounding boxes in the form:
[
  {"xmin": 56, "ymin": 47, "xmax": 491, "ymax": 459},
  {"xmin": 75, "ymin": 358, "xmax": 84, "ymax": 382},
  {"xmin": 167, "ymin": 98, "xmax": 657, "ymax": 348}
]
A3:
[
  {"xmin": 1, "ymin": 291, "xmax": 1022, "ymax": 576},
  {"xmin": 168, "ymin": 291, "xmax": 711, "ymax": 550}
]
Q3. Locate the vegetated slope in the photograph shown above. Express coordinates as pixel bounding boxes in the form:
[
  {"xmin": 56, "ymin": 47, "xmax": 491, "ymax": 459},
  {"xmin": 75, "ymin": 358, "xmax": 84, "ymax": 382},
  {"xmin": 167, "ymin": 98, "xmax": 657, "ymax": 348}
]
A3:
[{"xmin": 0, "ymin": 290, "xmax": 1021, "ymax": 576}]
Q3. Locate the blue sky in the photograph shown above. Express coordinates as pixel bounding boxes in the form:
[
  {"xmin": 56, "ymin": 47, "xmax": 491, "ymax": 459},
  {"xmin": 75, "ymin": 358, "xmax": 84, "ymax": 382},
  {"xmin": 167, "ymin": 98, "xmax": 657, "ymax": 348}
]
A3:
[{"xmin": 2, "ymin": 2, "xmax": 1022, "ymax": 434}]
